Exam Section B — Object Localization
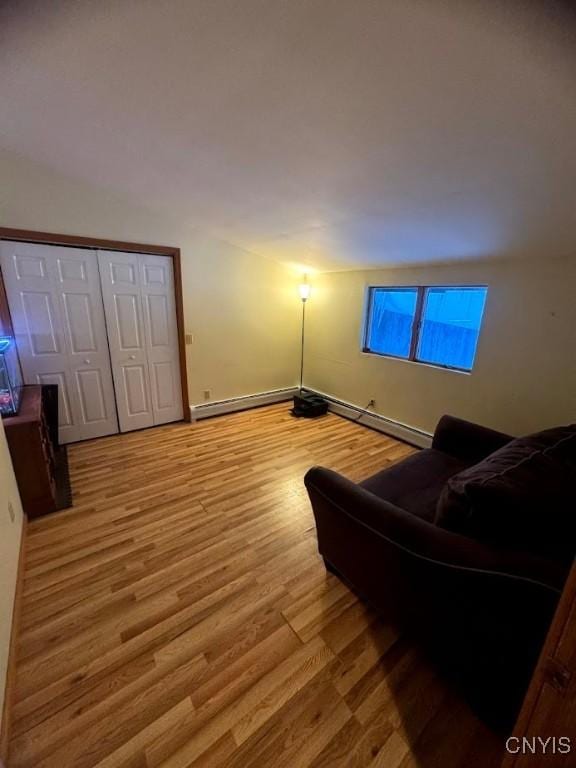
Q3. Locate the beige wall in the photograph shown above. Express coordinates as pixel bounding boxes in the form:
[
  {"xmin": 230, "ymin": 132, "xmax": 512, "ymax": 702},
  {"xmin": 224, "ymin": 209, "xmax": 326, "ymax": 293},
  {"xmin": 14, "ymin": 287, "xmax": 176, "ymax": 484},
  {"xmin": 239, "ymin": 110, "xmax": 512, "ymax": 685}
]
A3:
[
  {"xmin": 179, "ymin": 235, "xmax": 301, "ymax": 403},
  {"xmin": 304, "ymin": 257, "xmax": 576, "ymax": 436},
  {"xmin": 0, "ymin": 418, "xmax": 24, "ymax": 729},
  {"xmin": 0, "ymin": 149, "xmax": 302, "ymax": 406}
]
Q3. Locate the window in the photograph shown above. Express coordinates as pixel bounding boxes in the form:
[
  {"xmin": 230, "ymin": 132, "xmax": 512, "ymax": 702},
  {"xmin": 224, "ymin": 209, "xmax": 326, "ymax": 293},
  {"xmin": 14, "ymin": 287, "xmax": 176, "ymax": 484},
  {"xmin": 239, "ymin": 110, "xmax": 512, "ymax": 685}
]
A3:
[
  {"xmin": 364, "ymin": 285, "xmax": 487, "ymax": 372},
  {"xmin": 364, "ymin": 287, "xmax": 418, "ymax": 359}
]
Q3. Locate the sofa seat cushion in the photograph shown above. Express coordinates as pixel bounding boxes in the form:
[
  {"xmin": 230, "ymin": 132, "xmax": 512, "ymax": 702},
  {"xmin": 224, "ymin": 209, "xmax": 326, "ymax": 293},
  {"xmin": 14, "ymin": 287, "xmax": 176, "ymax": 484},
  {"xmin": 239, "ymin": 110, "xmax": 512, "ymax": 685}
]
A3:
[
  {"xmin": 435, "ymin": 425, "xmax": 576, "ymax": 562},
  {"xmin": 360, "ymin": 448, "xmax": 471, "ymax": 522}
]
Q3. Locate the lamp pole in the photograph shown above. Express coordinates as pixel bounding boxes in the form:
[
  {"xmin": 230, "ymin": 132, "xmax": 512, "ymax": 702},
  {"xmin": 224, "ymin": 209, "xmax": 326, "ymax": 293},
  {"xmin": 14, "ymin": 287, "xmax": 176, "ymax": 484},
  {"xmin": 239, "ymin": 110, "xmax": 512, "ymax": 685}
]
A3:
[
  {"xmin": 298, "ymin": 279, "xmax": 310, "ymax": 392},
  {"xmin": 300, "ymin": 297, "xmax": 306, "ymax": 392}
]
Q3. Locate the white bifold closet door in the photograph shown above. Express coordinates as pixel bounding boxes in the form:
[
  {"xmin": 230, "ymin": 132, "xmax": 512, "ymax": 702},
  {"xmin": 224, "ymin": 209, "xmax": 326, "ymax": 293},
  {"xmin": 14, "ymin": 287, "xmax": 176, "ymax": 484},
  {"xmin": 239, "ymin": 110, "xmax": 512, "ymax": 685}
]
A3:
[
  {"xmin": 0, "ymin": 241, "xmax": 119, "ymax": 443},
  {"xmin": 98, "ymin": 250, "xmax": 183, "ymax": 432}
]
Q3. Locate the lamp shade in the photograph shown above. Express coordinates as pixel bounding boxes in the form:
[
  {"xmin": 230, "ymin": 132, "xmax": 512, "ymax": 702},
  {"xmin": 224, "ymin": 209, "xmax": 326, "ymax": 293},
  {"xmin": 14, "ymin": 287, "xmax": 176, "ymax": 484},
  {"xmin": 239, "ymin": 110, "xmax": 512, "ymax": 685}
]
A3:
[{"xmin": 299, "ymin": 283, "xmax": 311, "ymax": 301}]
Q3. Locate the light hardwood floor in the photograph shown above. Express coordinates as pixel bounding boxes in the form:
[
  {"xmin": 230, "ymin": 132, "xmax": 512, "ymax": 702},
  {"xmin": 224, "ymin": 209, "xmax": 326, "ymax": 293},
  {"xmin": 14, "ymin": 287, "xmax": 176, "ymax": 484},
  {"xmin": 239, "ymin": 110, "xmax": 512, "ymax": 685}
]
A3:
[{"xmin": 10, "ymin": 404, "xmax": 503, "ymax": 768}]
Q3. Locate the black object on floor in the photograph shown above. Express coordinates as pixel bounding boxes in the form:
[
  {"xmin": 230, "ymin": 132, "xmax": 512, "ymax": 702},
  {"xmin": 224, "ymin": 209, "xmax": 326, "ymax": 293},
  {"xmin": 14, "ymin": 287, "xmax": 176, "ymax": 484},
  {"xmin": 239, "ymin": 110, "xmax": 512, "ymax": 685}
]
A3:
[
  {"xmin": 42, "ymin": 383, "xmax": 60, "ymax": 449},
  {"xmin": 53, "ymin": 444, "xmax": 73, "ymax": 511},
  {"xmin": 291, "ymin": 391, "xmax": 328, "ymax": 418},
  {"xmin": 43, "ymin": 383, "xmax": 73, "ymax": 511}
]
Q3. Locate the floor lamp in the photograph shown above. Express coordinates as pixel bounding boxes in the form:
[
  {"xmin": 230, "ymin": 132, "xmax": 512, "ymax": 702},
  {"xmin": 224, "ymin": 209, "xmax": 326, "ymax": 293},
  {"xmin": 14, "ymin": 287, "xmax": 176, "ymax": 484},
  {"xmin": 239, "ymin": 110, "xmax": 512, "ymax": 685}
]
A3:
[{"xmin": 298, "ymin": 279, "xmax": 310, "ymax": 391}]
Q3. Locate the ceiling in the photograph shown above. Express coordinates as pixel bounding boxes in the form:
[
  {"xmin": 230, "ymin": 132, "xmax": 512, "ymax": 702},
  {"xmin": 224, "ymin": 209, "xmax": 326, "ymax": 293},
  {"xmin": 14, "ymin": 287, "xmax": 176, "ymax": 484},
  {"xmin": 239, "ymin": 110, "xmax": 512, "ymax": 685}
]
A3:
[{"xmin": 1, "ymin": 0, "xmax": 575, "ymax": 272}]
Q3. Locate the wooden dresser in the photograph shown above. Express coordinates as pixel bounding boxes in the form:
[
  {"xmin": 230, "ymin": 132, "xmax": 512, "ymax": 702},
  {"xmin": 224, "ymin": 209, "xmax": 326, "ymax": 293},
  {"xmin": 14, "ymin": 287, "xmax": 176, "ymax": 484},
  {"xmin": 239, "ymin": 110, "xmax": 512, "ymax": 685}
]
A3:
[{"xmin": 3, "ymin": 385, "xmax": 57, "ymax": 518}]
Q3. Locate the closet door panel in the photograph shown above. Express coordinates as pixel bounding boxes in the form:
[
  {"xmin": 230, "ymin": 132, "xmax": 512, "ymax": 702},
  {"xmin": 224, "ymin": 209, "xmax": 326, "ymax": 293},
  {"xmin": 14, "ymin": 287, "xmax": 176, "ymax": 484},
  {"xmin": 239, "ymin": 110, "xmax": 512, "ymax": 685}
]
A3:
[
  {"xmin": 54, "ymin": 248, "xmax": 119, "ymax": 440},
  {"xmin": 98, "ymin": 250, "xmax": 154, "ymax": 432},
  {"xmin": 1, "ymin": 241, "xmax": 118, "ymax": 443},
  {"xmin": 76, "ymin": 369, "xmax": 108, "ymax": 424},
  {"xmin": 62, "ymin": 293, "xmax": 98, "ymax": 352},
  {"xmin": 140, "ymin": 255, "xmax": 183, "ymax": 425},
  {"xmin": 3, "ymin": 247, "xmax": 66, "ymax": 366},
  {"xmin": 151, "ymin": 361, "xmax": 176, "ymax": 409},
  {"xmin": 113, "ymin": 294, "xmax": 143, "ymax": 351},
  {"xmin": 20, "ymin": 292, "xmax": 60, "ymax": 354},
  {"xmin": 123, "ymin": 364, "xmax": 150, "ymax": 416},
  {"xmin": 1, "ymin": 242, "xmax": 83, "ymax": 443},
  {"xmin": 146, "ymin": 295, "xmax": 170, "ymax": 346}
]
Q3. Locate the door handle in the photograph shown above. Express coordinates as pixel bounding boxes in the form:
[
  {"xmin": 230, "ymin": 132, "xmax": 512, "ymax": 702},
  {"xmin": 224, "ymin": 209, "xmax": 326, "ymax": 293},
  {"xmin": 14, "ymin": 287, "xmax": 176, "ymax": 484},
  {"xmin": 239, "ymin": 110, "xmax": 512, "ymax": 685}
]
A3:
[
  {"xmin": 84, "ymin": 359, "xmax": 91, "ymax": 364},
  {"xmin": 129, "ymin": 354, "xmax": 136, "ymax": 360}
]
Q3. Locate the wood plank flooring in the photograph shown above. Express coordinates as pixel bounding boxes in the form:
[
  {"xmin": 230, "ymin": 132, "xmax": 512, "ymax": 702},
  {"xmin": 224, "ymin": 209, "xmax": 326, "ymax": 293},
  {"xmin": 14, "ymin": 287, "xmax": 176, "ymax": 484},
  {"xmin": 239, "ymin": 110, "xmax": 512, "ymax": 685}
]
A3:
[{"xmin": 10, "ymin": 404, "xmax": 503, "ymax": 768}]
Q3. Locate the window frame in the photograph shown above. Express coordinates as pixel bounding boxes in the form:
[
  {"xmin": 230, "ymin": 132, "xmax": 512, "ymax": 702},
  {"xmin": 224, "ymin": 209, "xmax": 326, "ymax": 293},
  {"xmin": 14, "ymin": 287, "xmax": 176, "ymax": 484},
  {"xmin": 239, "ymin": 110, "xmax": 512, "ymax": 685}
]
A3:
[
  {"xmin": 362, "ymin": 284, "xmax": 487, "ymax": 373},
  {"xmin": 363, "ymin": 286, "xmax": 421, "ymax": 362}
]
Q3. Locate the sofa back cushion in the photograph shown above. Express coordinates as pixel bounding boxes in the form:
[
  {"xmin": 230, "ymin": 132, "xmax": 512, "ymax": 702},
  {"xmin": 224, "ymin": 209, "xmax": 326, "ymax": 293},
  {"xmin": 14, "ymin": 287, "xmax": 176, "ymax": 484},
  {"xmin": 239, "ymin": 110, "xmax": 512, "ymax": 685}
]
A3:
[{"xmin": 435, "ymin": 425, "xmax": 576, "ymax": 562}]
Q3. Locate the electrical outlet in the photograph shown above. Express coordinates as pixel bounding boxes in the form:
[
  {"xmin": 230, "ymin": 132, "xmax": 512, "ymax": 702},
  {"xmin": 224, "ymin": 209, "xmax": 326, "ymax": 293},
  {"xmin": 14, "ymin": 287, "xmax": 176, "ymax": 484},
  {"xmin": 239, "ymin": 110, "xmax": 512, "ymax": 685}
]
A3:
[
  {"xmin": 8, "ymin": 501, "xmax": 15, "ymax": 523},
  {"xmin": 203, "ymin": 390, "xmax": 211, "ymax": 400}
]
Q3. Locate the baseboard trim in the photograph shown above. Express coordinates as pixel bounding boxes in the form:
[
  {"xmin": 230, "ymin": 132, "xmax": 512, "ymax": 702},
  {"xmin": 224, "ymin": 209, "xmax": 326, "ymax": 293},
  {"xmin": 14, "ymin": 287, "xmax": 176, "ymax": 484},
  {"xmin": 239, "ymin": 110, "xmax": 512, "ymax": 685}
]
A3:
[
  {"xmin": 189, "ymin": 385, "xmax": 432, "ymax": 446},
  {"xmin": 190, "ymin": 387, "xmax": 299, "ymax": 421},
  {"xmin": 306, "ymin": 389, "xmax": 433, "ymax": 448},
  {"xmin": 0, "ymin": 516, "xmax": 26, "ymax": 764}
]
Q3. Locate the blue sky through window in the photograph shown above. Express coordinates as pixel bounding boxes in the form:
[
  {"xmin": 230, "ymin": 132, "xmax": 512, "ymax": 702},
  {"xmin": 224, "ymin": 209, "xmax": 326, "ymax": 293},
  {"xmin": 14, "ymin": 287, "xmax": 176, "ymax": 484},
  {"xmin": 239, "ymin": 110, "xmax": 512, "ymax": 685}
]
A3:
[
  {"xmin": 417, "ymin": 287, "xmax": 487, "ymax": 370},
  {"xmin": 366, "ymin": 288, "xmax": 417, "ymax": 358},
  {"xmin": 364, "ymin": 285, "xmax": 487, "ymax": 371}
]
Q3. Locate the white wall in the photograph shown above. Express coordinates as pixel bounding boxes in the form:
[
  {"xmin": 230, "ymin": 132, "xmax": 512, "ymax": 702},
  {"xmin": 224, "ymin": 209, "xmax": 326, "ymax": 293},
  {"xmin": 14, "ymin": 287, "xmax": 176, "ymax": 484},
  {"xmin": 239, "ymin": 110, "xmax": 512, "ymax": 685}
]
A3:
[
  {"xmin": 0, "ymin": 418, "xmax": 24, "ymax": 732},
  {"xmin": 0, "ymin": 148, "xmax": 302, "ymax": 406},
  {"xmin": 304, "ymin": 257, "xmax": 576, "ymax": 436}
]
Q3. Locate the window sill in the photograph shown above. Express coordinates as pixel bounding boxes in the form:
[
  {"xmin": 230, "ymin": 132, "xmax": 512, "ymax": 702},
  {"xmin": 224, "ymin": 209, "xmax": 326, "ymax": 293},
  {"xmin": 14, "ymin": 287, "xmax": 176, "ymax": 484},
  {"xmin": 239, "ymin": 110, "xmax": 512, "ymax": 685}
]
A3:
[{"xmin": 360, "ymin": 350, "xmax": 473, "ymax": 376}]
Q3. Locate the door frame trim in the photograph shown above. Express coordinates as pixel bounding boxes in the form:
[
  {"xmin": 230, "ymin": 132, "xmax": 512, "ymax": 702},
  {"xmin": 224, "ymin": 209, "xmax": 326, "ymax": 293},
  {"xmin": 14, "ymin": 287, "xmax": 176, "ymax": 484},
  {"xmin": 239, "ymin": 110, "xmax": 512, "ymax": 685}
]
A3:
[{"xmin": 0, "ymin": 227, "xmax": 190, "ymax": 423}]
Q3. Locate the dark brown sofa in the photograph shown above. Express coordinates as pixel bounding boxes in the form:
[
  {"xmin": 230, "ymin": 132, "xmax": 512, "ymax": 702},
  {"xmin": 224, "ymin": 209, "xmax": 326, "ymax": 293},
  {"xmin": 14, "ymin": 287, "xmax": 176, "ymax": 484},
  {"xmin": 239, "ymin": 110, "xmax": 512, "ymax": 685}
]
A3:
[{"xmin": 304, "ymin": 415, "xmax": 573, "ymax": 731}]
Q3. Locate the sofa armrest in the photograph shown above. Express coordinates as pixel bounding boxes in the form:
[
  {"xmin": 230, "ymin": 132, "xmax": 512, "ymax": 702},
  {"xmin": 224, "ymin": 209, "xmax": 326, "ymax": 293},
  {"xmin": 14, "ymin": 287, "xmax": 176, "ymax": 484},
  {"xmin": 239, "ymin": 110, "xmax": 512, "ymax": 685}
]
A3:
[
  {"xmin": 304, "ymin": 466, "xmax": 566, "ymax": 591},
  {"xmin": 432, "ymin": 414, "xmax": 513, "ymax": 464}
]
